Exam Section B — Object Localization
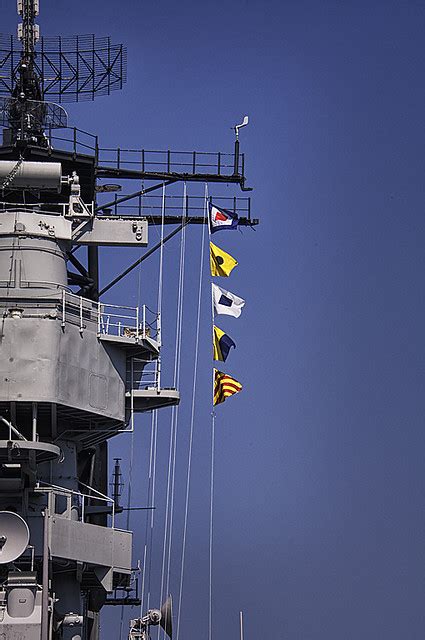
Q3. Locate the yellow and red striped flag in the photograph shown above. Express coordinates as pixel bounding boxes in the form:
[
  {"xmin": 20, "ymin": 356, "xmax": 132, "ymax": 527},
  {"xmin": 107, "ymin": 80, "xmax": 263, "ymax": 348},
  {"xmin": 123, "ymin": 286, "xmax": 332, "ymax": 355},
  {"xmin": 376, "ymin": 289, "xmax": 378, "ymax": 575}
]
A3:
[{"xmin": 213, "ymin": 369, "xmax": 242, "ymax": 406}]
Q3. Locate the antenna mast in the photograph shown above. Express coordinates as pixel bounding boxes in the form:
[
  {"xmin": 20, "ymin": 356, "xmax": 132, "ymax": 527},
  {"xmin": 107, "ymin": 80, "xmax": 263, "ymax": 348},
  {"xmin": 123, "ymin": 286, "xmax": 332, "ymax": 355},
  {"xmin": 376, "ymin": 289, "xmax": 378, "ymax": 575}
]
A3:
[
  {"xmin": 18, "ymin": 0, "xmax": 40, "ymax": 64},
  {"xmin": 13, "ymin": 0, "xmax": 45, "ymax": 144}
]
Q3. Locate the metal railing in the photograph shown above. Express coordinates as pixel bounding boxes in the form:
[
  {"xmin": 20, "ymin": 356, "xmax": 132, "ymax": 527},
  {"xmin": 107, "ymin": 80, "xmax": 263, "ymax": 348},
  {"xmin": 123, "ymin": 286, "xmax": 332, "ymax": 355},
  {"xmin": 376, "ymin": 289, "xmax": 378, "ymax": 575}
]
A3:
[
  {"xmin": 0, "ymin": 415, "xmax": 27, "ymax": 441},
  {"xmin": 41, "ymin": 127, "xmax": 245, "ymax": 178},
  {"xmin": 60, "ymin": 291, "xmax": 160, "ymax": 342},
  {"xmin": 97, "ymin": 193, "xmax": 251, "ymax": 219},
  {"xmin": 46, "ymin": 126, "xmax": 99, "ymax": 159},
  {"xmin": 98, "ymin": 302, "xmax": 160, "ymax": 342},
  {"xmin": 127, "ymin": 357, "xmax": 160, "ymax": 392},
  {"xmin": 97, "ymin": 147, "xmax": 243, "ymax": 176},
  {"xmin": 35, "ymin": 482, "xmax": 116, "ymax": 528},
  {"xmin": 0, "ymin": 201, "xmax": 62, "ymax": 215},
  {"xmin": 61, "ymin": 290, "xmax": 94, "ymax": 333}
]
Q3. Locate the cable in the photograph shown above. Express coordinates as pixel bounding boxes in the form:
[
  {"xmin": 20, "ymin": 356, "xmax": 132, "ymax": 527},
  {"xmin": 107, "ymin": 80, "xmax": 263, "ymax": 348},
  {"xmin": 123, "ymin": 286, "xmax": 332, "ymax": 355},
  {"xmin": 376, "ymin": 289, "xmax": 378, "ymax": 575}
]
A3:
[
  {"xmin": 208, "ymin": 413, "xmax": 216, "ymax": 640},
  {"xmin": 157, "ymin": 184, "xmax": 188, "ymax": 639},
  {"xmin": 156, "ymin": 183, "xmax": 166, "ymax": 385},
  {"xmin": 175, "ymin": 186, "xmax": 208, "ymax": 640},
  {"xmin": 164, "ymin": 185, "xmax": 187, "ymax": 610},
  {"xmin": 140, "ymin": 410, "xmax": 157, "ymax": 614},
  {"xmin": 206, "ymin": 185, "xmax": 215, "ymax": 640}
]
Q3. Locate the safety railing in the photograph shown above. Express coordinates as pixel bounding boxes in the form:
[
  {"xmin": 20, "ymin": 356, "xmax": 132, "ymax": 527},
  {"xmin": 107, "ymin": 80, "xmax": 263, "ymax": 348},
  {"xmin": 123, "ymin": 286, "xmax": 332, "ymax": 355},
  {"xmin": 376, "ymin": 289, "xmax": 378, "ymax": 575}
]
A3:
[
  {"xmin": 97, "ymin": 302, "xmax": 160, "ymax": 342},
  {"xmin": 0, "ymin": 415, "xmax": 27, "ymax": 441},
  {"xmin": 61, "ymin": 290, "xmax": 95, "ymax": 333},
  {"xmin": 35, "ymin": 481, "xmax": 116, "ymax": 528},
  {"xmin": 97, "ymin": 147, "xmax": 243, "ymax": 176},
  {"xmin": 46, "ymin": 126, "xmax": 99, "ymax": 160},
  {"xmin": 60, "ymin": 291, "xmax": 160, "ymax": 342},
  {"xmin": 97, "ymin": 193, "xmax": 251, "ymax": 219},
  {"xmin": 127, "ymin": 357, "xmax": 160, "ymax": 392},
  {"xmin": 38, "ymin": 127, "xmax": 245, "ymax": 179}
]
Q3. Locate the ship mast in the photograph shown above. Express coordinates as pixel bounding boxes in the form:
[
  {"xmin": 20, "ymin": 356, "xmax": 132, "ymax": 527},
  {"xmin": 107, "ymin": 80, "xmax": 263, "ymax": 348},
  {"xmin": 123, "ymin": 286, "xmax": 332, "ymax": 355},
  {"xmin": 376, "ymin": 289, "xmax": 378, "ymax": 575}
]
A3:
[
  {"xmin": 11, "ymin": 0, "xmax": 46, "ymax": 145},
  {"xmin": 18, "ymin": 0, "xmax": 39, "ymax": 68},
  {"xmin": 0, "ymin": 1, "xmax": 257, "ymax": 638}
]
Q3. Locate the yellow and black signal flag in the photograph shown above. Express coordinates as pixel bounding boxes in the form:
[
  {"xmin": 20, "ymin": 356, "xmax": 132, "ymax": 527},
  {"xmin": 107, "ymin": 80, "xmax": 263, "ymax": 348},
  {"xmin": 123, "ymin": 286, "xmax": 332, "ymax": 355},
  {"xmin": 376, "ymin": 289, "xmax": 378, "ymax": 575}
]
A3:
[
  {"xmin": 213, "ymin": 325, "xmax": 236, "ymax": 362},
  {"xmin": 213, "ymin": 368, "xmax": 242, "ymax": 406},
  {"xmin": 210, "ymin": 241, "xmax": 238, "ymax": 277}
]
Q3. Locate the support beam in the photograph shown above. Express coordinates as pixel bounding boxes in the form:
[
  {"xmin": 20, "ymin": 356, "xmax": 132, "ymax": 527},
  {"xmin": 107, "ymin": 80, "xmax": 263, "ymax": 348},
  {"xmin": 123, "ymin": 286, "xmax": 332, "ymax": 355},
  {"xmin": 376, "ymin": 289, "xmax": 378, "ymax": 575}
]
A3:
[
  {"xmin": 99, "ymin": 219, "xmax": 189, "ymax": 296},
  {"xmin": 87, "ymin": 246, "xmax": 99, "ymax": 301},
  {"xmin": 67, "ymin": 251, "xmax": 89, "ymax": 278}
]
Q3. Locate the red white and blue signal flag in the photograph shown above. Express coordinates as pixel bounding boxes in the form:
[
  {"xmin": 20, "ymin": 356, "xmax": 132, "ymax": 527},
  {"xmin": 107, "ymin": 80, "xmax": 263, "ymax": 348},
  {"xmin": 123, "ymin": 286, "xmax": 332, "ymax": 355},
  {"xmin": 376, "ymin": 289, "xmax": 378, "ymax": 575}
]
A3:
[{"xmin": 209, "ymin": 203, "xmax": 239, "ymax": 233}]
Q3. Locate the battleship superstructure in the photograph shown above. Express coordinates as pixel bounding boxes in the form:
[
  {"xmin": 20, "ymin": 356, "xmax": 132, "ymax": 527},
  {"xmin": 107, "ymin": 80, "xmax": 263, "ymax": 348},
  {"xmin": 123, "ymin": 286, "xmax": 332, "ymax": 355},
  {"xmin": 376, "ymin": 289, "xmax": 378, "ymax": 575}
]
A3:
[{"xmin": 0, "ymin": 2, "xmax": 256, "ymax": 639}]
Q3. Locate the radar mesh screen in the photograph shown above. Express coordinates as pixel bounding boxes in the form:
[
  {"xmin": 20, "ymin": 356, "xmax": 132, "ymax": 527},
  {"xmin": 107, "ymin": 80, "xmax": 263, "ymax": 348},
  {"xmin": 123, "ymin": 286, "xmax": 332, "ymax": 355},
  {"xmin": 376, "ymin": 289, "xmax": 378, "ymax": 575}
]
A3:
[{"xmin": 0, "ymin": 34, "xmax": 127, "ymax": 102}]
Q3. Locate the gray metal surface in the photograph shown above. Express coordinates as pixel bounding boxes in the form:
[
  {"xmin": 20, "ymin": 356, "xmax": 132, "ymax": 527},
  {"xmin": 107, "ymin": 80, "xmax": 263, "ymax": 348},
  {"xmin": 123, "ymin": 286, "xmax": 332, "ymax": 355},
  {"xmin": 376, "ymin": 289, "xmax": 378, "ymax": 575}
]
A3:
[
  {"xmin": 0, "ymin": 440, "xmax": 61, "ymax": 463},
  {"xmin": 0, "ymin": 212, "xmax": 72, "ymax": 241},
  {"xmin": 0, "ymin": 587, "xmax": 42, "ymax": 640},
  {"xmin": 73, "ymin": 217, "xmax": 148, "ymax": 246},
  {"xmin": 0, "ymin": 161, "xmax": 62, "ymax": 191},
  {"xmin": 49, "ymin": 516, "xmax": 132, "ymax": 574},
  {"xmin": 0, "ymin": 235, "xmax": 67, "ymax": 289},
  {"xmin": 126, "ymin": 388, "xmax": 180, "ymax": 413},
  {"xmin": 0, "ymin": 314, "xmax": 126, "ymax": 422}
]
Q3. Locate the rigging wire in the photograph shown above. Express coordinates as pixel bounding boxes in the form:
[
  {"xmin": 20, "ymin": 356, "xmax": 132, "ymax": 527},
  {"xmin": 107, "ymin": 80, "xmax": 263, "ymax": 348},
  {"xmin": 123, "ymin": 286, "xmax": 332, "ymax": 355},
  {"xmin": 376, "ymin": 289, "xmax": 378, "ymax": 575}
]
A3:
[
  {"xmin": 158, "ymin": 184, "xmax": 188, "ymax": 637},
  {"xmin": 208, "ymin": 413, "xmax": 216, "ymax": 640},
  {"xmin": 164, "ymin": 185, "xmax": 187, "ymax": 607},
  {"xmin": 157, "ymin": 183, "xmax": 166, "ymax": 385},
  {"xmin": 119, "ymin": 183, "xmax": 146, "ymax": 638},
  {"xmin": 141, "ymin": 184, "xmax": 165, "ymax": 617},
  {"xmin": 140, "ymin": 409, "xmax": 157, "ymax": 615},
  {"xmin": 141, "ymin": 409, "xmax": 159, "ymax": 616},
  {"xmin": 175, "ymin": 186, "xmax": 208, "ymax": 640},
  {"xmin": 206, "ymin": 186, "xmax": 215, "ymax": 640},
  {"xmin": 118, "ymin": 422, "xmax": 136, "ymax": 639}
]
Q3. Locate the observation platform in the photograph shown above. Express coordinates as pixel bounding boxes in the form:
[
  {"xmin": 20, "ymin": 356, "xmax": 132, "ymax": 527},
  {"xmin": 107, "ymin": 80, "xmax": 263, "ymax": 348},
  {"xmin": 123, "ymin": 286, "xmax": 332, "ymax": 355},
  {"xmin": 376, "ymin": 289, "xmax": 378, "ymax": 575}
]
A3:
[
  {"xmin": 126, "ymin": 388, "xmax": 180, "ymax": 412},
  {"xmin": 0, "ymin": 440, "xmax": 61, "ymax": 464}
]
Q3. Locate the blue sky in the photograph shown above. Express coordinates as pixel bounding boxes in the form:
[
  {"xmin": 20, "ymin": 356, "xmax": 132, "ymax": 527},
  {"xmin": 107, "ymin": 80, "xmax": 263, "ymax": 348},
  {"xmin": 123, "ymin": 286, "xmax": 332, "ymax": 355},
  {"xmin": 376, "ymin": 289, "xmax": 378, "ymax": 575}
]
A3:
[{"xmin": 3, "ymin": 0, "xmax": 425, "ymax": 638}]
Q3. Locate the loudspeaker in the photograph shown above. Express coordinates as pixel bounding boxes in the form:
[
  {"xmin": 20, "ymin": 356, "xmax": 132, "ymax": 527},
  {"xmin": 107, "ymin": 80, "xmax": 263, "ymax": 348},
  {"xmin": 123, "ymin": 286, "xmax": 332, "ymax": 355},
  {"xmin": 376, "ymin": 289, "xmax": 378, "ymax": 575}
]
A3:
[
  {"xmin": 160, "ymin": 595, "xmax": 173, "ymax": 639},
  {"xmin": 0, "ymin": 511, "xmax": 30, "ymax": 564}
]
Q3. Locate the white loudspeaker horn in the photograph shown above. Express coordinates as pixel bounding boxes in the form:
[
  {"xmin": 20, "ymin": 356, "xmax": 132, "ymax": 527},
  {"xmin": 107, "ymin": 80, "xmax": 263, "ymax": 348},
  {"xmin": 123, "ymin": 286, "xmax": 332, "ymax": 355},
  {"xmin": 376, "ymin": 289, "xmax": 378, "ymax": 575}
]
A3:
[
  {"xmin": 160, "ymin": 595, "xmax": 173, "ymax": 639},
  {"xmin": 0, "ymin": 511, "xmax": 30, "ymax": 564}
]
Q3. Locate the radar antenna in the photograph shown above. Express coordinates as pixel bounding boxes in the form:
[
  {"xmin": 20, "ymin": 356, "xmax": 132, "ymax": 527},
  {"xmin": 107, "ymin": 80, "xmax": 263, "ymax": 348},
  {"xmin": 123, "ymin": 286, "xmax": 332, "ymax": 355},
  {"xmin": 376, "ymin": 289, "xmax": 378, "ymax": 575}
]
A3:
[
  {"xmin": 0, "ymin": 0, "xmax": 127, "ymax": 146},
  {"xmin": 8, "ymin": 0, "xmax": 45, "ymax": 145}
]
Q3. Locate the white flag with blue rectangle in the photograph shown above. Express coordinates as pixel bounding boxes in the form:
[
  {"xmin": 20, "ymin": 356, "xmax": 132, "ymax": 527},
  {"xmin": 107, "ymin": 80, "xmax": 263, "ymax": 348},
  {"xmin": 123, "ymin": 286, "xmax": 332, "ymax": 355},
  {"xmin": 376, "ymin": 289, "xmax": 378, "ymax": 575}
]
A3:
[{"xmin": 212, "ymin": 283, "xmax": 245, "ymax": 318}]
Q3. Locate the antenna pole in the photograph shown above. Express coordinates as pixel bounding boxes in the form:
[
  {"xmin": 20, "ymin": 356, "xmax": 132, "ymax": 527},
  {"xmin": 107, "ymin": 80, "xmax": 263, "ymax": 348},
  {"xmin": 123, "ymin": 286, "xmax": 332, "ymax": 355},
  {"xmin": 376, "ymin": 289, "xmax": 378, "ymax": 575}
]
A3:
[
  {"xmin": 112, "ymin": 457, "xmax": 123, "ymax": 511},
  {"xmin": 13, "ymin": 0, "xmax": 45, "ymax": 144},
  {"xmin": 239, "ymin": 611, "xmax": 244, "ymax": 640},
  {"xmin": 18, "ymin": 0, "xmax": 40, "ymax": 61}
]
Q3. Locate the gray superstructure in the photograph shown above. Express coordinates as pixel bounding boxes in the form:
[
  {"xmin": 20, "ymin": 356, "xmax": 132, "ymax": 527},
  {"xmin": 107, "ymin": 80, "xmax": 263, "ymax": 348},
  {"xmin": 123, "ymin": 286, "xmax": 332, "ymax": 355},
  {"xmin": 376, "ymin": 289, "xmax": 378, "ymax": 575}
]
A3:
[{"xmin": 0, "ymin": 2, "xmax": 255, "ymax": 639}]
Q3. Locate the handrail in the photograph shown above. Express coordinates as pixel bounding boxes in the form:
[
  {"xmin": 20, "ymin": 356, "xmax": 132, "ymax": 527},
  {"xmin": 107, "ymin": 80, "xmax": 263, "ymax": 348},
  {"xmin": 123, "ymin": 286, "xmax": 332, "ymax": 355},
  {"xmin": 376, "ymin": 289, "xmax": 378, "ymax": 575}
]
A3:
[
  {"xmin": 35, "ymin": 481, "xmax": 116, "ymax": 528},
  {"xmin": 0, "ymin": 415, "xmax": 27, "ymax": 441},
  {"xmin": 43, "ymin": 127, "xmax": 244, "ymax": 177},
  {"xmin": 60, "ymin": 291, "xmax": 160, "ymax": 340}
]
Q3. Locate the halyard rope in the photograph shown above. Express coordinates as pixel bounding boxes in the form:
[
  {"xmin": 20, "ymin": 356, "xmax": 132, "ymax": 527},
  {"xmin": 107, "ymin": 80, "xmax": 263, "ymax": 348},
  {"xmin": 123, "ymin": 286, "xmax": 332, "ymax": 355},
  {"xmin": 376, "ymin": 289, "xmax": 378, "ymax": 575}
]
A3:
[{"xmin": 175, "ymin": 186, "xmax": 207, "ymax": 640}]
